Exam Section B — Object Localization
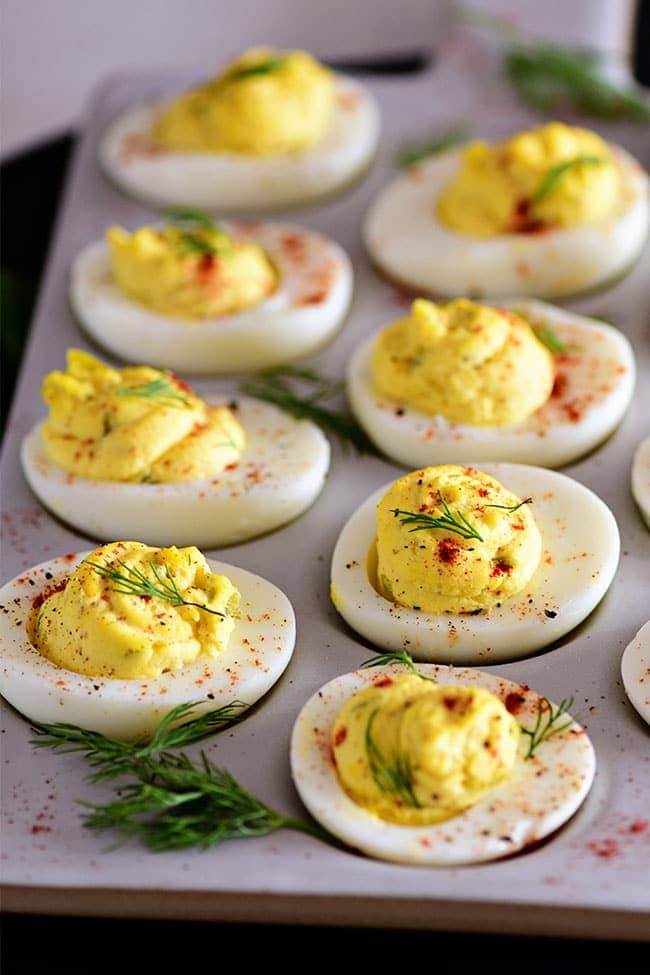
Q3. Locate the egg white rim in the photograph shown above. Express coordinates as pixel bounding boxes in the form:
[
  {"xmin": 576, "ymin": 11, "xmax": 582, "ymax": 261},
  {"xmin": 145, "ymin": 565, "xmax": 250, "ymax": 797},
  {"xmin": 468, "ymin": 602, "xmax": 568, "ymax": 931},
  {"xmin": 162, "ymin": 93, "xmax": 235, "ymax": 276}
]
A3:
[
  {"xmin": 0, "ymin": 551, "xmax": 296, "ymax": 741},
  {"xmin": 346, "ymin": 298, "xmax": 636, "ymax": 469},
  {"xmin": 631, "ymin": 436, "xmax": 650, "ymax": 529},
  {"xmin": 69, "ymin": 220, "xmax": 353, "ymax": 374},
  {"xmin": 20, "ymin": 395, "xmax": 331, "ymax": 548},
  {"xmin": 363, "ymin": 144, "xmax": 649, "ymax": 300},
  {"xmin": 621, "ymin": 620, "xmax": 650, "ymax": 725},
  {"xmin": 99, "ymin": 75, "xmax": 380, "ymax": 211},
  {"xmin": 290, "ymin": 664, "xmax": 595, "ymax": 865},
  {"xmin": 330, "ymin": 462, "xmax": 620, "ymax": 664}
]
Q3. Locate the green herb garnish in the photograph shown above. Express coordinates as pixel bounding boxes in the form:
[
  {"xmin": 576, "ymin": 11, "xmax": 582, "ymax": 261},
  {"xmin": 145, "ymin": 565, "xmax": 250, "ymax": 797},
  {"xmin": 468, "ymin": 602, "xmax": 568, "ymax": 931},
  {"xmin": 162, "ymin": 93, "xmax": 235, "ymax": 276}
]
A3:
[
  {"xmin": 530, "ymin": 156, "xmax": 603, "ymax": 205},
  {"xmin": 396, "ymin": 126, "xmax": 470, "ymax": 168},
  {"xmin": 116, "ymin": 373, "xmax": 192, "ymax": 409},
  {"xmin": 532, "ymin": 319, "xmax": 571, "ymax": 355},
  {"xmin": 391, "ymin": 492, "xmax": 484, "ymax": 542},
  {"xmin": 240, "ymin": 366, "xmax": 378, "ymax": 455},
  {"xmin": 163, "ymin": 207, "xmax": 231, "ymax": 258},
  {"xmin": 226, "ymin": 57, "xmax": 287, "ymax": 82},
  {"xmin": 86, "ymin": 558, "xmax": 230, "ymax": 619},
  {"xmin": 31, "ymin": 700, "xmax": 247, "ymax": 781},
  {"xmin": 504, "ymin": 43, "xmax": 650, "ymax": 122},
  {"xmin": 365, "ymin": 709, "xmax": 421, "ymax": 808},
  {"xmin": 360, "ymin": 650, "xmax": 436, "ymax": 682},
  {"xmin": 486, "ymin": 497, "xmax": 532, "ymax": 513},
  {"xmin": 520, "ymin": 696, "xmax": 575, "ymax": 759},
  {"xmin": 31, "ymin": 702, "xmax": 337, "ymax": 851},
  {"xmin": 456, "ymin": 6, "xmax": 650, "ymax": 122}
]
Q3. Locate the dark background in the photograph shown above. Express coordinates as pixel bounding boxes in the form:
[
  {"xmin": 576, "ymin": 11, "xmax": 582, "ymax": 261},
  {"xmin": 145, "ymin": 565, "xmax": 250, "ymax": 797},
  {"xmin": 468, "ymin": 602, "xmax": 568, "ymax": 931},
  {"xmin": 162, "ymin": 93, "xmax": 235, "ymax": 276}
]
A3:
[{"xmin": 2, "ymin": 6, "xmax": 649, "ymax": 965}]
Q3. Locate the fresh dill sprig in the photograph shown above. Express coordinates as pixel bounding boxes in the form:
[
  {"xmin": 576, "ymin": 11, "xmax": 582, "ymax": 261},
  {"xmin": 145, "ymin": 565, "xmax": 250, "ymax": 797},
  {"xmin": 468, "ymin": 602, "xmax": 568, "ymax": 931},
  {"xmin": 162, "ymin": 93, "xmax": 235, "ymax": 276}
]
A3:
[
  {"xmin": 391, "ymin": 492, "xmax": 484, "ymax": 542},
  {"xmin": 365, "ymin": 710, "xmax": 420, "ymax": 808},
  {"xmin": 360, "ymin": 649, "xmax": 436, "ymax": 682},
  {"xmin": 163, "ymin": 208, "xmax": 220, "ymax": 231},
  {"xmin": 396, "ymin": 126, "xmax": 470, "ymax": 168},
  {"xmin": 226, "ymin": 57, "xmax": 287, "ymax": 82},
  {"xmin": 486, "ymin": 497, "xmax": 532, "ymax": 513},
  {"xmin": 240, "ymin": 366, "xmax": 378, "ymax": 455},
  {"xmin": 531, "ymin": 156, "xmax": 603, "ymax": 205},
  {"xmin": 85, "ymin": 558, "xmax": 229, "ymax": 618},
  {"xmin": 163, "ymin": 207, "xmax": 231, "ymax": 258},
  {"xmin": 504, "ymin": 43, "xmax": 650, "ymax": 122},
  {"xmin": 30, "ymin": 700, "xmax": 247, "ymax": 782},
  {"xmin": 31, "ymin": 701, "xmax": 337, "ymax": 852},
  {"xmin": 117, "ymin": 373, "xmax": 192, "ymax": 409},
  {"xmin": 520, "ymin": 696, "xmax": 575, "ymax": 760},
  {"xmin": 457, "ymin": 6, "xmax": 650, "ymax": 122}
]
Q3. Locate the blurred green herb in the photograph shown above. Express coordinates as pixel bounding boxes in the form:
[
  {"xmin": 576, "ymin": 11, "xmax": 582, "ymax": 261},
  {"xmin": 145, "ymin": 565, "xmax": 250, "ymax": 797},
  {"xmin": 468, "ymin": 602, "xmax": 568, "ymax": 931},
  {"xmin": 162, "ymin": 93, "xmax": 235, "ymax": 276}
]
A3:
[
  {"xmin": 240, "ymin": 366, "xmax": 378, "ymax": 455},
  {"xmin": 396, "ymin": 126, "xmax": 471, "ymax": 168},
  {"xmin": 531, "ymin": 155, "xmax": 603, "ymax": 204},
  {"xmin": 227, "ymin": 57, "xmax": 287, "ymax": 82}
]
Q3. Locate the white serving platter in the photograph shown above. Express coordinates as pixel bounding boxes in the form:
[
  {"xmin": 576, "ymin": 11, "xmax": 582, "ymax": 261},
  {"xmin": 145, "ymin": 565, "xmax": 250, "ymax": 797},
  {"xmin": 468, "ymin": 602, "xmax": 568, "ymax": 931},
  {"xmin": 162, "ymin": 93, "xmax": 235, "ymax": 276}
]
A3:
[{"xmin": 1, "ymin": 35, "xmax": 649, "ymax": 939}]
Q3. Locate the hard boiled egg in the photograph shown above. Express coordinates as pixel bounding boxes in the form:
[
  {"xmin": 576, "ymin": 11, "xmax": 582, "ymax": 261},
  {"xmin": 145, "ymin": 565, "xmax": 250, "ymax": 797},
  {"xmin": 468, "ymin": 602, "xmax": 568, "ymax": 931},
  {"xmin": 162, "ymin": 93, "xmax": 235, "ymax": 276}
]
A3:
[
  {"xmin": 99, "ymin": 56, "xmax": 379, "ymax": 211},
  {"xmin": 330, "ymin": 463, "xmax": 619, "ymax": 664},
  {"xmin": 291, "ymin": 664, "xmax": 595, "ymax": 865},
  {"xmin": 71, "ymin": 220, "xmax": 353, "ymax": 374},
  {"xmin": 621, "ymin": 621, "xmax": 650, "ymax": 725},
  {"xmin": 0, "ymin": 548, "xmax": 295, "ymax": 740},
  {"xmin": 364, "ymin": 125, "xmax": 648, "ymax": 300},
  {"xmin": 22, "ymin": 394, "xmax": 330, "ymax": 548},
  {"xmin": 631, "ymin": 436, "xmax": 650, "ymax": 528},
  {"xmin": 347, "ymin": 298, "xmax": 635, "ymax": 468}
]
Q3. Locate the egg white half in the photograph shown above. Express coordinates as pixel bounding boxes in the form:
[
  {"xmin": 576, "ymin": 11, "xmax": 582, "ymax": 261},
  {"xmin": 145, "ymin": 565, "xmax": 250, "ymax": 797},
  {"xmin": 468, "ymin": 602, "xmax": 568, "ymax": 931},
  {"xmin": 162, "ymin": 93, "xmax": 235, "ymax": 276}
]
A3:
[
  {"xmin": 0, "ymin": 551, "xmax": 295, "ymax": 740},
  {"xmin": 100, "ymin": 76, "xmax": 380, "ymax": 211},
  {"xmin": 347, "ymin": 299, "xmax": 635, "ymax": 468},
  {"xmin": 291, "ymin": 664, "xmax": 595, "ymax": 865},
  {"xmin": 364, "ymin": 145, "xmax": 649, "ymax": 300},
  {"xmin": 631, "ymin": 436, "xmax": 650, "ymax": 528},
  {"xmin": 330, "ymin": 463, "xmax": 620, "ymax": 664},
  {"xmin": 70, "ymin": 221, "xmax": 353, "ymax": 375},
  {"xmin": 621, "ymin": 621, "xmax": 650, "ymax": 725},
  {"xmin": 21, "ymin": 396, "xmax": 330, "ymax": 548}
]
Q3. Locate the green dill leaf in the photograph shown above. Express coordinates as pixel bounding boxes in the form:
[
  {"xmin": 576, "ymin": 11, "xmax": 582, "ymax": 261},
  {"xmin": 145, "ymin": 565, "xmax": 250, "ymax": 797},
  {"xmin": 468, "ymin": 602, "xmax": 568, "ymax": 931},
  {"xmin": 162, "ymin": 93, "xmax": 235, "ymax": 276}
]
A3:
[
  {"xmin": 520, "ymin": 696, "xmax": 576, "ymax": 759},
  {"xmin": 485, "ymin": 497, "xmax": 532, "ymax": 513},
  {"xmin": 116, "ymin": 373, "xmax": 192, "ymax": 409},
  {"xmin": 391, "ymin": 493, "xmax": 484, "ymax": 542},
  {"xmin": 85, "ymin": 558, "xmax": 228, "ymax": 618},
  {"xmin": 531, "ymin": 320, "xmax": 570, "ymax": 355},
  {"xmin": 226, "ymin": 57, "xmax": 287, "ymax": 82},
  {"xmin": 396, "ymin": 126, "xmax": 470, "ymax": 168},
  {"xmin": 530, "ymin": 155, "xmax": 603, "ymax": 205},
  {"xmin": 163, "ymin": 208, "xmax": 219, "ymax": 231},
  {"xmin": 240, "ymin": 366, "xmax": 378, "ymax": 455},
  {"xmin": 360, "ymin": 650, "xmax": 436, "ymax": 682},
  {"xmin": 504, "ymin": 43, "xmax": 650, "ymax": 122},
  {"xmin": 365, "ymin": 709, "xmax": 421, "ymax": 808}
]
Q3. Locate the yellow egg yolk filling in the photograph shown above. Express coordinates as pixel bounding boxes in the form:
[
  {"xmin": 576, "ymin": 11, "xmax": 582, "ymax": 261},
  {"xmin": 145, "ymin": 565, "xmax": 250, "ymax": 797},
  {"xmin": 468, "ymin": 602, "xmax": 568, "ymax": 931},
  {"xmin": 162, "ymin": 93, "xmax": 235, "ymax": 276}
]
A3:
[
  {"xmin": 32, "ymin": 541, "xmax": 240, "ymax": 679},
  {"xmin": 372, "ymin": 298, "xmax": 554, "ymax": 426},
  {"xmin": 374, "ymin": 465, "xmax": 541, "ymax": 614},
  {"xmin": 332, "ymin": 674, "xmax": 520, "ymax": 825},
  {"xmin": 437, "ymin": 122, "xmax": 622, "ymax": 238},
  {"xmin": 152, "ymin": 47, "xmax": 335, "ymax": 155},
  {"xmin": 107, "ymin": 222, "xmax": 276, "ymax": 319},
  {"xmin": 41, "ymin": 349, "xmax": 245, "ymax": 482}
]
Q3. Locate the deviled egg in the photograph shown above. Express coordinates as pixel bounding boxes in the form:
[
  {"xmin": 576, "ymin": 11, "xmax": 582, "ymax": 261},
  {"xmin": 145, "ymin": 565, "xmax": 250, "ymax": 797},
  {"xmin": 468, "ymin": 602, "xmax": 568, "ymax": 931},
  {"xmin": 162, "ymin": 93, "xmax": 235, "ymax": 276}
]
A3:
[
  {"xmin": 21, "ymin": 350, "xmax": 330, "ymax": 547},
  {"xmin": 0, "ymin": 541, "xmax": 295, "ymax": 739},
  {"xmin": 621, "ymin": 621, "xmax": 650, "ymax": 725},
  {"xmin": 347, "ymin": 297, "xmax": 635, "ymax": 467},
  {"xmin": 100, "ymin": 47, "xmax": 380, "ymax": 210},
  {"xmin": 330, "ymin": 463, "xmax": 620, "ymax": 663},
  {"xmin": 71, "ymin": 212, "xmax": 353, "ymax": 374},
  {"xmin": 365, "ymin": 122, "xmax": 649, "ymax": 299},
  {"xmin": 291, "ymin": 663, "xmax": 595, "ymax": 864},
  {"xmin": 631, "ymin": 435, "xmax": 650, "ymax": 528}
]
